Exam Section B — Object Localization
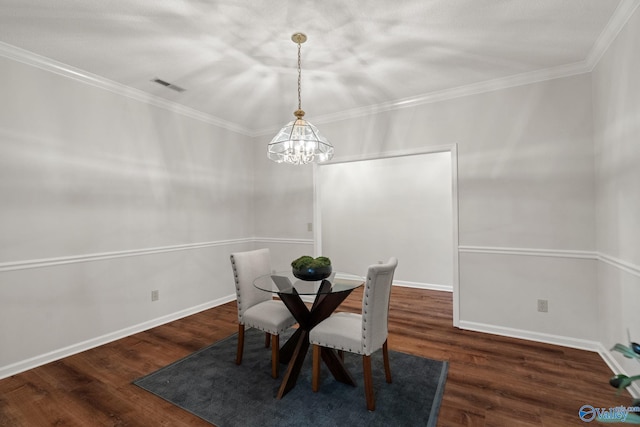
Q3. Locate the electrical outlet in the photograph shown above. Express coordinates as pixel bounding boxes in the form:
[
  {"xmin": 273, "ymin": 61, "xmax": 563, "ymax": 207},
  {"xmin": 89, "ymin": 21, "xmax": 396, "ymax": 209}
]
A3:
[
  {"xmin": 151, "ymin": 290, "xmax": 159, "ymax": 302},
  {"xmin": 307, "ymin": 222, "xmax": 313, "ymax": 232},
  {"xmin": 537, "ymin": 299, "xmax": 548, "ymax": 313}
]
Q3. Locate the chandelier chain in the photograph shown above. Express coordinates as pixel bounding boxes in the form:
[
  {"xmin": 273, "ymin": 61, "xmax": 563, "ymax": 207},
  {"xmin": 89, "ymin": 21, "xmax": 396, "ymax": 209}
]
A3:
[{"xmin": 297, "ymin": 41, "xmax": 302, "ymax": 111}]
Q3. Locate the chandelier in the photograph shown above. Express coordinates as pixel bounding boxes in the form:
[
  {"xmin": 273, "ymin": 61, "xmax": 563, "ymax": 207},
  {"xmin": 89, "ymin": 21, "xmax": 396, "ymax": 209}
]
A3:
[{"xmin": 267, "ymin": 33, "xmax": 334, "ymax": 165}]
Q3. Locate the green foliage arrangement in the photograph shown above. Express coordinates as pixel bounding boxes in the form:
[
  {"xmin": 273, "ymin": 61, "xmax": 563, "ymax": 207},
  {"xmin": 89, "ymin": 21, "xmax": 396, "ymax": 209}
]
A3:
[
  {"xmin": 291, "ymin": 255, "xmax": 332, "ymax": 270},
  {"xmin": 601, "ymin": 332, "xmax": 640, "ymax": 424}
]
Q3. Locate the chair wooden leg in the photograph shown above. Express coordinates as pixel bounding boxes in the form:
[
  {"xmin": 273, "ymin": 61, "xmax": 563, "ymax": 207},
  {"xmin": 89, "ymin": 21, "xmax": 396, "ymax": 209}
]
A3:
[
  {"xmin": 265, "ymin": 332, "xmax": 271, "ymax": 348},
  {"xmin": 312, "ymin": 345, "xmax": 321, "ymax": 392},
  {"xmin": 271, "ymin": 334, "xmax": 279, "ymax": 379},
  {"xmin": 383, "ymin": 340, "xmax": 392, "ymax": 383},
  {"xmin": 363, "ymin": 355, "xmax": 375, "ymax": 411},
  {"xmin": 236, "ymin": 324, "xmax": 245, "ymax": 365}
]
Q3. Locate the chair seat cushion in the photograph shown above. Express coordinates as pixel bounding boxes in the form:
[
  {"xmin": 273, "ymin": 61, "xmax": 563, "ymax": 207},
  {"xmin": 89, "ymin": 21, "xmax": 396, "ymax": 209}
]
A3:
[
  {"xmin": 309, "ymin": 312, "xmax": 364, "ymax": 355},
  {"xmin": 242, "ymin": 300, "xmax": 296, "ymax": 335}
]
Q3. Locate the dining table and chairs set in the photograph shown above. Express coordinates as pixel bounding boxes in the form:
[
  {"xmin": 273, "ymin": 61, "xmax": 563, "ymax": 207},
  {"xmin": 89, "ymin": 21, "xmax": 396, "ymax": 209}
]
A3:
[{"xmin": 230, "ymin": 248, "xmax": 398, "ymax": 411}]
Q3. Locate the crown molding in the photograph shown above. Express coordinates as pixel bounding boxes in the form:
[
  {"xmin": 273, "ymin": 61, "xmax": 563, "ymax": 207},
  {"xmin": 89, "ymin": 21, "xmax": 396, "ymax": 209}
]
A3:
[
  {"xmin": 253, "ymin": 60, "xmax": 591, "ymax": 136},
  {"xmin": 254, "ymin": 3, "xmax": 640, "ymax": 136},
  {"xmin": 0, "ymin": 42, "xmax": 253, "ymax": 137},
  {"xmin": 585, "ymin": 0, "xmax": 640, "ymax": 71},
  {"xmin": 313, "ymin": 61, "xmax": 592, "ymax": 126},
  {"xmin": 3, "ymin": 0, "xmax": 638, "ymax": 139}
]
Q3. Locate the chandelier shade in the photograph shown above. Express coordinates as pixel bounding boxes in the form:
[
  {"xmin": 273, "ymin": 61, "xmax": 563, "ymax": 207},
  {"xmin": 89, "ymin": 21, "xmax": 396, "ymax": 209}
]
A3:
[
  {"xmin": 267, "ymin": 116, "xmax": 334, "ymax": 165},
  {"xmin": 268, "ymin": 33, "xmax": 334, "ymax": 165}
]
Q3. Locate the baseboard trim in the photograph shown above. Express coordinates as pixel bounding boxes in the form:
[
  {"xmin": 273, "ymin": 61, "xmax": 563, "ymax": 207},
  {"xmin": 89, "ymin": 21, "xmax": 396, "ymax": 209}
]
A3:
[
  {"xmin": 596, "ymin": 342, "xmax": 640, "ymax": 399},
  {"xmin": 0, "ymin": 293, "xmax": 236, "ymax": 380},
  {"xmin": 459, "ymin": 320, "xmax": 640, "ymax": 398},
  {"xmin": 458, "ymin": 320, "xmax": 601, "ymax": 352},
  {"xmin": 394, "ymin": 280, "xmax": 453, "ymax": 292}
]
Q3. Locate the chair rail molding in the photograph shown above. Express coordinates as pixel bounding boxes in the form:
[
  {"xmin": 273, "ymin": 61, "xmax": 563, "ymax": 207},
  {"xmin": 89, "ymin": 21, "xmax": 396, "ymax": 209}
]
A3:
[
  {"xmin": 458, "ymin": 245, "xmax": 597, "ymax": 260},
  {"xmin": 598, "ymin": 252, "xmax": 640, "ymax": 278},
  {"xmin": 458, "ymin": 245, "xmax": 640, "ymax": 279},
  {"xmin": 0, "ymin": 238, "xmax": 254, "ymax": 273},
  {"xmin": 0, "ymin": 237, "xmax": 317, "ymax": 274},
  {"xmin": 252, "ymin": 237, "xmax": 314, "ymax": 246}
]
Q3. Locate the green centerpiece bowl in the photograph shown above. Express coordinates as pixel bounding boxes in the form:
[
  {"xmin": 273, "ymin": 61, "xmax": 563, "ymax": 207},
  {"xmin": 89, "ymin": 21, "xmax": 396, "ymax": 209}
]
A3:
[{"xmin": 291, "ymin": 256, "xmax": 332, "ymax": 281}]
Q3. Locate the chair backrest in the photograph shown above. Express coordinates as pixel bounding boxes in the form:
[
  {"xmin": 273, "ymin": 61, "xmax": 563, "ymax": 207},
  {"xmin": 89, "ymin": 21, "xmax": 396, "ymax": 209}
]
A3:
[
  {"xmin": 230, "ymin": 248, "xmax": 272, "ymax": 322},
  {"xmin": 361, "ymin": 257, "xmax": 398, "ymax": 355}
]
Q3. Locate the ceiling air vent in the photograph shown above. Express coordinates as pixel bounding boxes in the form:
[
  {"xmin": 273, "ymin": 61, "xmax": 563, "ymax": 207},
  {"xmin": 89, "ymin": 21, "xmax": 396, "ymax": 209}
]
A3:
[{"xmin": 151, "ymin": 78, "xmax": 186, "ymax": 93}]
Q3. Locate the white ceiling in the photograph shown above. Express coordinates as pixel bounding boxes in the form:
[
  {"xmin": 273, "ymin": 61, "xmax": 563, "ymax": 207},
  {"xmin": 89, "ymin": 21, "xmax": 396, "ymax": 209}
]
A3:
[{"xmin": 0, "ymin": 0, "xmax": 634, "ymax": 135}]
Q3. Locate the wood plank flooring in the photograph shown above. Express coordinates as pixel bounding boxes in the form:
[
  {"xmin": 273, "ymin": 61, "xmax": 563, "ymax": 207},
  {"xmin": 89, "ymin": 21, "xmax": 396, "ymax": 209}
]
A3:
[{"xmin": 0, "ymin": 287, "xmax": 631, "ymax": 426}]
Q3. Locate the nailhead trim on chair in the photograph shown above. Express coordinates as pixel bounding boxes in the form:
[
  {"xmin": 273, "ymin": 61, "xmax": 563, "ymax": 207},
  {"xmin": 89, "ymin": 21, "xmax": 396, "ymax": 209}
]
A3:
[
  {"xmin": 362, "ymin": 275, "xmax": 372, "ymax": 353},
  {"xmin": 230, "ymin": 255, "xmax": 245, "ymax": 322}
]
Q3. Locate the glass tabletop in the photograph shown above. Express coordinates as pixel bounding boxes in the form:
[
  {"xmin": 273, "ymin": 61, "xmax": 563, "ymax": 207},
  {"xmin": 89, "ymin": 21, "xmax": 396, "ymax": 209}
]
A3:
[{"xmin": 253, "ymin": 271, "xmax": 364, "ymax": 295}]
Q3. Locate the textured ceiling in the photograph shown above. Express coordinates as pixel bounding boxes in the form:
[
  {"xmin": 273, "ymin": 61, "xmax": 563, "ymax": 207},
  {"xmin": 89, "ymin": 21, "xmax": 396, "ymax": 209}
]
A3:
[{"xmin": 0, "ymin": 0, "xmax": 631, "ymax": 134}]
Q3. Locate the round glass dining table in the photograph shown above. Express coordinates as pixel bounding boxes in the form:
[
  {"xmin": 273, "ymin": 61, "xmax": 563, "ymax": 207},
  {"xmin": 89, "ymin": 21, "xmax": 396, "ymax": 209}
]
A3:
[
  {"xmin": 253, "ymin": 271, "xmax": 364, "ymax": 399},
  {"xmin": 253, "ymin": 271, "xmax": 363, "ymax": 295}
]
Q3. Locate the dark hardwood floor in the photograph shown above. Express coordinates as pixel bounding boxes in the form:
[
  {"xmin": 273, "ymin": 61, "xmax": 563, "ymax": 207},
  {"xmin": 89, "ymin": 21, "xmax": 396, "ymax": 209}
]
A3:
[{"xmin": 0, "ymin": 287, "xmax": 630, "ymax": 426}]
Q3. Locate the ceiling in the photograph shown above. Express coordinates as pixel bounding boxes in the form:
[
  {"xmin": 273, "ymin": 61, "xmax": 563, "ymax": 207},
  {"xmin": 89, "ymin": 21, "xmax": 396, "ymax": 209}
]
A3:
[{"xmin": 0, "ymin": 0, "xmax": 634, "ymax": 135}]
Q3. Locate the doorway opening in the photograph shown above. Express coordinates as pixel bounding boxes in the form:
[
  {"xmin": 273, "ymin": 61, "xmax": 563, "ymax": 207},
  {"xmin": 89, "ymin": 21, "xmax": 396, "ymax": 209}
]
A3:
[{"xmin": 314, "ymin": 145, "xmax": 459, "ymax": 326}]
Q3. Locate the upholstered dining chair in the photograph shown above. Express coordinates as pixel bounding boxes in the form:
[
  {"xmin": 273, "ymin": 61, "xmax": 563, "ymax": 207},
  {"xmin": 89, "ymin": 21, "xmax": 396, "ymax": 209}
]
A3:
[
  {"xmin": 230, "ymin": 248, "xmax": 297, "ymax": 378},
  {"xmin": 309, "ymin": 257, "xmax": 398, "ymax": 411}
]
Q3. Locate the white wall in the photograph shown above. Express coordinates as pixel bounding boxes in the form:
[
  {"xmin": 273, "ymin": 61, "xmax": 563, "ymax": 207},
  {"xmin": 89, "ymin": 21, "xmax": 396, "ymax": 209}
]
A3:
[
  {"xmin": 290, "ymin": 73, "xmax": 596, "ymax": 346},
  {"xmin": 317, "ymin": 152, "xmax": 453, "ymax": 288},
  {"xmin": 251, "ymin": 138, "xmax": 316, "ymax": 270},
  {"xmin": 252, "ymin": 153, "xmax": 315, "ymax": 242},
  {"xmin": 253, "ymin": 73, "xmax": 599, "ymax": 347},
  {"xmin": 592, "ymin": 6, "xmax": 640, "ymax": 393},
  {"xmin": 0, "ymin": 55, "xmax": 255, "ymax": 376},
  {"xmin": 3, "ymin": 7, "xmax": 638, "ymax": 383},
  {"xmin": 250, "ymin": 5, "xmax": 639, "ymax": 393}
]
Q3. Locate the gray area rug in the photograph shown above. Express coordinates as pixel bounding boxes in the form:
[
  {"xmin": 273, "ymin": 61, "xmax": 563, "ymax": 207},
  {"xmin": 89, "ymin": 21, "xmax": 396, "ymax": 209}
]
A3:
[{"xmin": 134, "ymin": 328, "xmax": 448, "ymax": 427}]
